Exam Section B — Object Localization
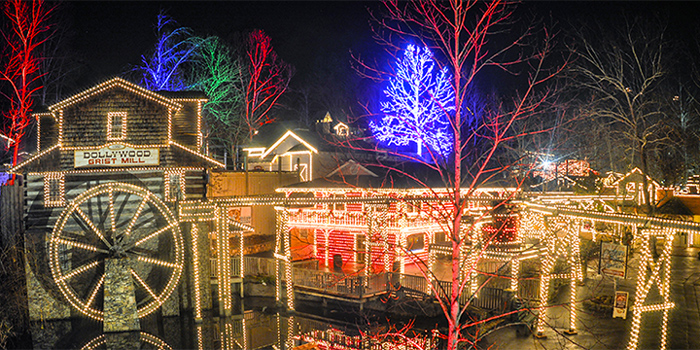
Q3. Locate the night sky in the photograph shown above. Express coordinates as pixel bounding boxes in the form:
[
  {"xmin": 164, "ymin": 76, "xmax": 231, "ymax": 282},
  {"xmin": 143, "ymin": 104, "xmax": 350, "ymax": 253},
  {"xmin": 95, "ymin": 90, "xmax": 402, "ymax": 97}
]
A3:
[
  {"xmin": 43, "ymin": 1, "xmax": 700, "ymax": 97},
  {"xmin": 68, "ymin": 1, "xmax": 378, "ymax": 87}
]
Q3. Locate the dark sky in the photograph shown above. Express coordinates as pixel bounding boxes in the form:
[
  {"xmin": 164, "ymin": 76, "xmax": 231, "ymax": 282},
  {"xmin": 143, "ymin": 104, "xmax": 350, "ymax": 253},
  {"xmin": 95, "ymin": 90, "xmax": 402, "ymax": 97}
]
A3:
[
  {"xmin": 53, "ymin": 1, "xmax": 700, "ymax": 94},
  {"xmin": 68, "ymin": 1, "xmax": 378, "ymax": 87}
]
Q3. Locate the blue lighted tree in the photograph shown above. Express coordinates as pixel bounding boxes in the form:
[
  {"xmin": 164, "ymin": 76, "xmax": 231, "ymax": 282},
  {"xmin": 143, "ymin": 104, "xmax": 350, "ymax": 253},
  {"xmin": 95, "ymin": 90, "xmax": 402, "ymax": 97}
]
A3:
[
  {"xmin": 136, "ymin": 12, "xmax": 202, "ymax": 91},
  {"xmin": 370, "ymin": 44, "xmax": 455, "ymax": 159}
]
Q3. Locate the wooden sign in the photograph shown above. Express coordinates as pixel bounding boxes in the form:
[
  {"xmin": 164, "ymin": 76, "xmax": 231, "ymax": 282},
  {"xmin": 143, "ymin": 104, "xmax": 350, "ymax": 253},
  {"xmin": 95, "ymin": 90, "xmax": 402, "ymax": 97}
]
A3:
[
  {"xmin": 599, "ymin": 241, "xmax": 628, "ymax": 278},
  {"xmin": 613, "ymin": 290, "xmax": 628, "ymax": 319},
  {"xmin": 74, "ymin": 144, "xmax": 159, "ymax": 168}
]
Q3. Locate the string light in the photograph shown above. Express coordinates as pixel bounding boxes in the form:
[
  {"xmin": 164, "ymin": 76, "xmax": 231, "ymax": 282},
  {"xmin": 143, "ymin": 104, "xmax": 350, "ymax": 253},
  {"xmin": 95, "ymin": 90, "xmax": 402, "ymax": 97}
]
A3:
[
  {"xmin": 171, "ymin": 141, "xmax": 225, "ymax": 168},
  {"xmin": 49, "ymin": 77, "xmax": 180, "ymax": 112},
  {"xmin": 627, "ymin": 228, "xmax": 675, "ymax": 350},
  {"xmin": 106, "ymin": 112, "xmax": 128, "ymax": 140},
  {"xmin": 49, "ymin": 182, "xmax": 183, "ymax": 321},
  {"xmin": 35, "ymin": 112, "xmax": 54, "ymax": 152},
  {"xmin": 43, "ymin": 172, "xmax": 65, "ymax": 207},
  {"xmin": 80, "ymin": 332, "xmax": 172, "ymax": 350},
  {"xmin": 191, "ymin": 223, "xmax": 203, "ymax": 320},
  {"xmin": 10, "ymin": 144, "xmax": 58, "ymax": 173},
  {"xmin": 164, "ymin": 170, "xmax": 186, "ymax": 201},
  {"xmin": 216, "ymin": 206, "xmax": 232, "ymax": 315}
]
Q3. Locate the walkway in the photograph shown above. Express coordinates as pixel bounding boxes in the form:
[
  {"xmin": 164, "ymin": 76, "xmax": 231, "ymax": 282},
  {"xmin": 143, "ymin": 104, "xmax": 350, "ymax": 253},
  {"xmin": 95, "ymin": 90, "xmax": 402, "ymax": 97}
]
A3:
[{"xmin": 489, "ymin": 246, "xmax": 700, "ymax": 349}]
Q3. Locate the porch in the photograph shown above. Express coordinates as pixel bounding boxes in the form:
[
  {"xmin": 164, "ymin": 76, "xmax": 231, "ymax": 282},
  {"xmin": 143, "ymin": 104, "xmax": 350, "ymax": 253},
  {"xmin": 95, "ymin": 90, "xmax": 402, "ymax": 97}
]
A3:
[{"xmin": 210, "ymin": 256, "xmax": 540, "ymax": 312}]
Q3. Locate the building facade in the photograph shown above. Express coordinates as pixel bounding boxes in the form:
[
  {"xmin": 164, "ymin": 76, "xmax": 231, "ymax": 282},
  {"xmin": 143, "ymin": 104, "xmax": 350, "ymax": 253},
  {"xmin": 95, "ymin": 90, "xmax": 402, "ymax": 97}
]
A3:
[{"xmin": 13, "ymin": 78, "xmax": 227, "ymax": 329}]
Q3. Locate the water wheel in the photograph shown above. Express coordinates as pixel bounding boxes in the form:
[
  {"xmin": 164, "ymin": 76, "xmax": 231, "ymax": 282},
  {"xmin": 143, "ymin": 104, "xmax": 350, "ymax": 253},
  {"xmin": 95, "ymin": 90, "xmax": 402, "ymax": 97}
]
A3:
[{"xmin": 49, "ymin": 182, "xmax": 184, "ymax": 321}]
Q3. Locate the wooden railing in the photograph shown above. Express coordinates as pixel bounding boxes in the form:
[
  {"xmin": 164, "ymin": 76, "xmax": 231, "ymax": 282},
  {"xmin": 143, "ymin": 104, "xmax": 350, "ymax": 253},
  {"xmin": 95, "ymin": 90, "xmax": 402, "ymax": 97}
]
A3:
[
  {"xmin": 390, "ymin": 272, "xmax": 540, "ymax": 308},
  {"xmin": 244, "ymin": 256, "xmax": 278, "ymax": 277},
  {"xmin": 209, "ymin": 257, "xmax": 241, "ymax": 279},
  {"xmin": 292, "ymin": 316, "xmax": 433, "ymax": 350},
  {"xmin": 292, "ymin": 268, "xmax": 389, "ymax": 298},
  {"xmin": 288, "ymin": 210, "xmax": 367, "ymax": 228},
  {"xmin": 209, "ymin": 256, "xmax": 541, "ymax": 311},
  {"xmin": 287, "ymin": 209, "xmax": 443, "ymax": 230}
]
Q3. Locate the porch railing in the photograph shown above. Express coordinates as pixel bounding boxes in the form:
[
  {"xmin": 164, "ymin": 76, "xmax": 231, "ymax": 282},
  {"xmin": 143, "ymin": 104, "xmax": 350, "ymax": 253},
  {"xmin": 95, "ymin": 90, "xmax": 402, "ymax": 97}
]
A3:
[
  {"xmin": 210, "ymin": 256, "xmax": 278, "ymax": 279},
  {"xmin": 287, "ymin": 209, "xmax": 443, "ymax": 230},
  {"xmin": 209, "ymin": 256, "xmax": 540, "ymax": 310},
  {"xmin": 292, "ymin": 268, "xmax": 389, "ymax": 298},
  {"xmin": 209, "ymin": 257, "xmax": 241, "ymax": 279}
]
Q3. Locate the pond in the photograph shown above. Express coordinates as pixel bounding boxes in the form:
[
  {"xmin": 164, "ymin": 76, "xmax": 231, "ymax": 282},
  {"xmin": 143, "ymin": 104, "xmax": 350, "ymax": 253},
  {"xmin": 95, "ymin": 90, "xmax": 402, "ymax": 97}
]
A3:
[{"xmin": 14, "ymin": 297, "xmax": 440, "ymax": 350}]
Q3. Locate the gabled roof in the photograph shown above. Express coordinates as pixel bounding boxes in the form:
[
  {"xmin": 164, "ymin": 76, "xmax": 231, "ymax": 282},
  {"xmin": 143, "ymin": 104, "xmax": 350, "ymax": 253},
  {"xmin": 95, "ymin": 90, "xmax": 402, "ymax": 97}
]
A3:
[
  {"xmin": 243, "ymin": 122, "xmax": 325, "ymax": 158},
  {"xmin": 611, "ymin": 167, "xmax": 660, "ymax": 187},
  {"xmin": 261, "ymin": 130, "xmax": 319, "ymax": 158},
  {"xmin": 49, "ymin": 77, "xmax": 181, "ymax": 111},
  {"xmin": 327, "ymin": 160, "xmax": 377, "ymax": 177}
]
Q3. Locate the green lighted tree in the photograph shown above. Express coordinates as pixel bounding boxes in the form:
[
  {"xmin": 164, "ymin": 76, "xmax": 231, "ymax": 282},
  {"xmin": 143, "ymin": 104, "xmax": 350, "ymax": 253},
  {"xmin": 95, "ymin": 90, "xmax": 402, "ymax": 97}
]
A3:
[{"xmin": 188, "ymin": 36, "xmax": 247, "ymax": 165}]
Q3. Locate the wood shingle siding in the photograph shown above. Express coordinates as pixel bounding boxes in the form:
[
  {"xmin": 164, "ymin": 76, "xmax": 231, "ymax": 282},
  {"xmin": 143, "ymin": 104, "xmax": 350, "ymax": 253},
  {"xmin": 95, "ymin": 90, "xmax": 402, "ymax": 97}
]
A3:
[{"xmin": 62, "ymin": 89, "xmax": 170, "ymax": 148}]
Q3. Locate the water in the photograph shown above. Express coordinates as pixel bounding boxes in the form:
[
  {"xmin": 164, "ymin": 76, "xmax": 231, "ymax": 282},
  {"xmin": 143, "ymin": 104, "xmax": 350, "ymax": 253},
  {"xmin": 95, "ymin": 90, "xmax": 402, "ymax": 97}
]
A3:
[{"xmin": 15, "ymin": 298, "xmax": 439, "ymax": 350}]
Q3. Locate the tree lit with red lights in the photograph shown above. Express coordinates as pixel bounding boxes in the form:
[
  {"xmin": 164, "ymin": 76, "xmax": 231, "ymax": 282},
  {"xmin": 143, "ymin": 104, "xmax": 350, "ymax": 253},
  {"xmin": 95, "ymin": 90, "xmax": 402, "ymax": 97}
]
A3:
[
  {"xmin": 0, "ymin": 0, "xmax": 52, "ymax": 169},
  {"xmin": 243, "ymin": 29, "xmax": 292, "ymax": 140},
  {"xmin": 349, "ymin": 1, "xmax": 565, "ymax": 348}
]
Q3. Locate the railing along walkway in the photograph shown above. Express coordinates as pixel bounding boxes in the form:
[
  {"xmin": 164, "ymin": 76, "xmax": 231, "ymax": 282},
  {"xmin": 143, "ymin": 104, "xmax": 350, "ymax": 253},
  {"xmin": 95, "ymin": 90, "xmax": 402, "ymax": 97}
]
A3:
[
  {"xmin": 210, "ymin": 256, "xmax": 539, "ymax": 309},
  {"xmin": 292, "ymin": 268, "xmax": 389, "ymax": 299}
]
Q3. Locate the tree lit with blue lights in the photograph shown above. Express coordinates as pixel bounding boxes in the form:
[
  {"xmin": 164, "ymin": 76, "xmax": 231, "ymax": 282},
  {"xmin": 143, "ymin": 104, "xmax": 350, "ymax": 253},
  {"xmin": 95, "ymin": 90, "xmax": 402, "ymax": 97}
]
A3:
[
  {"xmin": 370, "ymin": 44, "xmax": 455, "ymax": 159},
  {"xmin": 137, "ymin": 12, "xmax": 201, "ymax": 91}
]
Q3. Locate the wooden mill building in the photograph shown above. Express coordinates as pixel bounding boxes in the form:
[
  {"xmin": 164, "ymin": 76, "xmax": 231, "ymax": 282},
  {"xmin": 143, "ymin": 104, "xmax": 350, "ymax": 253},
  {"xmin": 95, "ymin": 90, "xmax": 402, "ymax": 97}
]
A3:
[{"xmin": 11, "ymin": 78, "xmax": 240, "ymax": 330}]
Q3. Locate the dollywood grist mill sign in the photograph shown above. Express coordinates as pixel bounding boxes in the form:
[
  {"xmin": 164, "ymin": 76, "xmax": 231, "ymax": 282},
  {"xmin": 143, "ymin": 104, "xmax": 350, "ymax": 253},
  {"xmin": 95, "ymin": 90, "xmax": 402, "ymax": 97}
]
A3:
[{"xmin": 74, "ymin": 143, "xmax": 159, "ymax": 168}]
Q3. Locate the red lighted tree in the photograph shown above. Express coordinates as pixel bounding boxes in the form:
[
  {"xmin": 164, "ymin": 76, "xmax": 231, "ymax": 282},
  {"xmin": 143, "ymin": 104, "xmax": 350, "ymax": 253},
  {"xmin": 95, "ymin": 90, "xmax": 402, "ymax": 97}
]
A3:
[
  {"xmin": 0, "ymin": 0, "xmax": 52, "ymax": 169},
  {"xmin": 348, "ymin": 1, "xmax": 567, "ymax": 348},
  {"xmin": 243, "ymin": 30, "xmax": 293, "ymax": 140}
]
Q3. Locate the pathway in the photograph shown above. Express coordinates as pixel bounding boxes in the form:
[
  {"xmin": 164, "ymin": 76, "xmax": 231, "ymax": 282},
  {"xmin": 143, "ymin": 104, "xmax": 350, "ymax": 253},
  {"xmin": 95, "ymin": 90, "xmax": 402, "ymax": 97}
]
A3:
[{"xmin": 488, "ymin": 246, "xmax": 700, "ymax": 349}]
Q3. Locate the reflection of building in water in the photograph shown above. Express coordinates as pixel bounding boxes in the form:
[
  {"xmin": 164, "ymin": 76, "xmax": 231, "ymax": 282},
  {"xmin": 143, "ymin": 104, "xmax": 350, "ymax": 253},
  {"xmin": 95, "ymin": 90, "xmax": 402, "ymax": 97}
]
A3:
[
  {"xmin": 208, "ymin": 311, "xmax": 436, "ymax": 350},
  {"xmin": 81, "ymin": 332, "xmax": 172, "ymax": 350}
]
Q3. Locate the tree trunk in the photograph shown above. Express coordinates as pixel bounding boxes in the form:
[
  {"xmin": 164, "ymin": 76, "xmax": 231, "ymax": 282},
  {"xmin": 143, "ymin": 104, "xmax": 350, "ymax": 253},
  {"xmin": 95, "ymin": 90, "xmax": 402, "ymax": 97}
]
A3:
[{"xmin": 640, "ymin": 144, "xmax": 652, "ymax": 214}]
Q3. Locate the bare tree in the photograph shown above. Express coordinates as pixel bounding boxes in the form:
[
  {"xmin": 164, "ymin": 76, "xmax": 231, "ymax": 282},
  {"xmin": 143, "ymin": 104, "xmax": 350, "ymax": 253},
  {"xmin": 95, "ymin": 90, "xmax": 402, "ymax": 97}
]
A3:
[
  {"xmin": 0, "ymin": 0, "xmax": 53, "ymax": 170},
  {"xmin": 567, "ymin": 17, "xmax": 674, "ymax": 209},
  {"xmin": 345, "ymin": 1, "xmax": 565, "ymax": 348},
  {"xmin": 242, "ymin": 30, "xmax": 293, "ymax": 140},
  {"xmin": 188, "ymin": 36, "xmax": 247, "ymax": 166}
]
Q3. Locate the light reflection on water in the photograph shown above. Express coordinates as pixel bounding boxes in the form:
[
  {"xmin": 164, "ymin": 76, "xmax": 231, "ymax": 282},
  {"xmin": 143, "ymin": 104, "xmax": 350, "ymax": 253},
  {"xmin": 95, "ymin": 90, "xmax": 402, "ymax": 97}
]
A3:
[{"xmin": 27, "ymin": 299, "xmax": 436, "ymax": 350}]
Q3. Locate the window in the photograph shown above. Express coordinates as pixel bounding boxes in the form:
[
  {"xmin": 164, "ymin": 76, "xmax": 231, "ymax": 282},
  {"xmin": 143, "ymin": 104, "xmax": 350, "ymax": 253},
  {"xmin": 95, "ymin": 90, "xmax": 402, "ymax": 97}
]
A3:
[
  {"xmin": 406, "ymin": 233, "xmax": 424, "ymax": 252},
  {"xmin": 107, "ymin": 112, "xmax": 127, "ymax": 140},
  {"xmin": 435, "ymin": 231, "xmax": 447, "ymax": 243},
  {"xmin": 44, "ymin": 173, "xmax": 65, "ymax": 207},
  {"xmin": 332, "ymin": 194, "xmax": 345, "ymax": 211},
  {"xmin": 164, "ymin": 171, "xmax": 185, "ymax": 201},
  {"xmin": 407, "ymin": 201, "xmax": 422, "ymax": 214},
  {"xmin": 356, "ymin": 234, "xmax": 366, "ymax": 263}
]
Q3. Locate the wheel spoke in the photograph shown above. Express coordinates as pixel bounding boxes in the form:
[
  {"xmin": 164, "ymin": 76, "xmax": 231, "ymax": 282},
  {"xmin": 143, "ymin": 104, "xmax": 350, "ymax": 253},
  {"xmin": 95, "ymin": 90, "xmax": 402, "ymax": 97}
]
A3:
[
  {"xmin": 129, "ymin": 221, "xmax": 178, "ymax": 249},
  {"xmin": 57, "ymin": 260, "xmax": 101, "ymax": 282},
  {"xmin": 131, "ymin": 268, "xmax": 161, "ymax": 303},
  {"xmin": 86, "ymin": 272, "xmax": 105, "ymax": 307},
  {"xmin": 127, "ymin": 247, "xmax": 159, "ymax": 256},
  {"xmin": 51, "ymin": 182, "xmax": 183, "ymax": 322},
  {"xmin": 54, "ymin": 238, "xmax": 108, "ymax": 254},
  {"xmin": 75, "ymin": 207, "xmax": 112, "ymax": 249},
  {"xmin": 136, "ymin": 256, "xmax": 180, "ymax": 269},
  {"xmin": 125, "ymin": 196, "xmax": 149, "ymax": 237},
  {"xmin": 109, "ymin": 189, "xmax": 116, "ymax": 236}
]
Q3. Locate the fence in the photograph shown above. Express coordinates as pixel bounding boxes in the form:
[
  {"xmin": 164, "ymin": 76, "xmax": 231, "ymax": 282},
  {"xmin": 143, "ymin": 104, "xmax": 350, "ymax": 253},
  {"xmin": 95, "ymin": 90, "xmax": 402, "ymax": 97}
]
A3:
[
  {"xmin": 0, "ymin": 176, "xmax": 23, "ymax": 248},
  {"xmin": 209, "ymin": 257, "xmax": 242, "ymax": 279},
  {"xmin": 292, "ymin": 268, "xmax": 389, "ymax": 298},
  {"xmin": 244, "ymin": 256, "xmax": 277, "ymax": 276},
  {"xmin": 209, "ymin": 256, "xmax": 541, "ymax": 311}
]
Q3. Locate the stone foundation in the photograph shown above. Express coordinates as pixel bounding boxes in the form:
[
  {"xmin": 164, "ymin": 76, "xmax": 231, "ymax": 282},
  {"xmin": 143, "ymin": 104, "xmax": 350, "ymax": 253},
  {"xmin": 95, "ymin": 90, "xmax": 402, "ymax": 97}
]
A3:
[{"xmin": 103, "ymin": 258, "xmax": 140, "ymax": 333}]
